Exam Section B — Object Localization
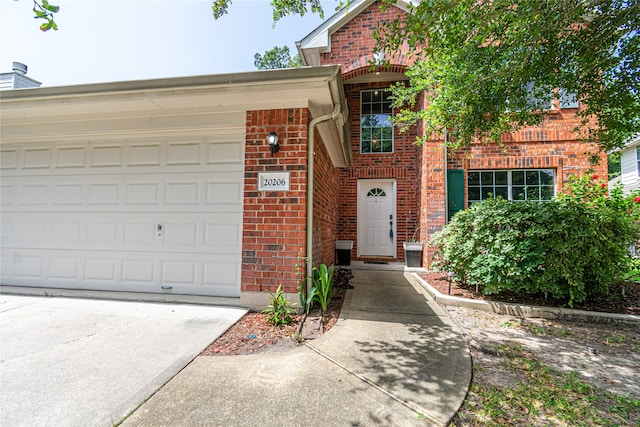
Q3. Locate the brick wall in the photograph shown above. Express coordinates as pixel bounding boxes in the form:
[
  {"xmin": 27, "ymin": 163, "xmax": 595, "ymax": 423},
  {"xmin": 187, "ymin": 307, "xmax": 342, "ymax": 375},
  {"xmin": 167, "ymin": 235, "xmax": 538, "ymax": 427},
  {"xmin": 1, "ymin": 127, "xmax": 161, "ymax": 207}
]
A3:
[
  {"xmin": 312, "ymin": 127, "xmax": 341, "ymax": 266},
  {"xmin": 421, "ymin": 111, "xmax": 607, "ymax": 266},
  {"xmin": 242, "ymin": 109, "xmax": 308, "ymax": 294},
  {"xmin": 321, "ymin": 1, "xmax": 413, "ymax": 74},
  {"xmin": 315, "ymin": 0, "xmax": 608, "ymax": 269},
  {"xmin": 337, "ymin": 82, "xmax": 421, "ymax": 261}
]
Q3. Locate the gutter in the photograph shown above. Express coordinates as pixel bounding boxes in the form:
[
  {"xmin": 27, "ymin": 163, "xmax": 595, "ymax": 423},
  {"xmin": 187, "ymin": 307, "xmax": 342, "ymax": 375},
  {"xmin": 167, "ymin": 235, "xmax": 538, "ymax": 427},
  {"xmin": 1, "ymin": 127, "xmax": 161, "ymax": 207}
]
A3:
[
  {"xmin": 306, "ymin": 103, "xmax": 342, "ymax": 281},
  {"xmin": 0, "ymin": 66, "xmax": 342, "ymax": 101}
]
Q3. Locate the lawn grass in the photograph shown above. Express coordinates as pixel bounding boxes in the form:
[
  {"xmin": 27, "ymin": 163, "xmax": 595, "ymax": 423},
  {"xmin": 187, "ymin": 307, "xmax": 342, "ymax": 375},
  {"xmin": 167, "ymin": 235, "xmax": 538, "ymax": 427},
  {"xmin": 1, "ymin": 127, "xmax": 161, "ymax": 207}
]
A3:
[{"xmin": 452, "ymin": 342, "xmax": 640, "ymax": 426}]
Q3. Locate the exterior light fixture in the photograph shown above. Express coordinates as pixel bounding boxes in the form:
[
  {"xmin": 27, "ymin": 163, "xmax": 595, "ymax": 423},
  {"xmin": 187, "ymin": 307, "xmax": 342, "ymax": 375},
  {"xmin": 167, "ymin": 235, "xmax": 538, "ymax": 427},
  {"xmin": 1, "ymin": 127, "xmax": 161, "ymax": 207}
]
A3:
[
  {"xmin": 267, "ymin": 131, "xmax": 280, "ymax": 156},
  {"xmin": 447, "ymin": 271, "xmax": 456, "ymax": 295}
]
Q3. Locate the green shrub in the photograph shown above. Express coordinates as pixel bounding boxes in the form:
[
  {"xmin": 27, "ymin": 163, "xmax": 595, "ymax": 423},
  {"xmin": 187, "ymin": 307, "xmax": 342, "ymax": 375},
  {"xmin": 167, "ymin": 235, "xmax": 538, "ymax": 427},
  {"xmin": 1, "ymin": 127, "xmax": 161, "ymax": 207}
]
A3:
[
  {"xmin": 431, "ymin": 197, "xmax": 640, "ymax": 306},
  {"xmin": 262, "ymin": 285, "xmax": 295, "ymax": 326}
]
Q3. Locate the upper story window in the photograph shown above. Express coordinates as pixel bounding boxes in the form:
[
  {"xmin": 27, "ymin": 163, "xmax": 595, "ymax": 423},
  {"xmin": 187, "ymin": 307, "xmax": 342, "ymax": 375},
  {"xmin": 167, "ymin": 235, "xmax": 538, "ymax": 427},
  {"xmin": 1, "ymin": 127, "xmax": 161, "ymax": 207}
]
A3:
[
  {"xmin": 361, "ymin": 90, "xmax": 393, "ymax": 153},
  {"xmin": 468, "ymin": 169, "xmax": 555, "ymax": 205}
]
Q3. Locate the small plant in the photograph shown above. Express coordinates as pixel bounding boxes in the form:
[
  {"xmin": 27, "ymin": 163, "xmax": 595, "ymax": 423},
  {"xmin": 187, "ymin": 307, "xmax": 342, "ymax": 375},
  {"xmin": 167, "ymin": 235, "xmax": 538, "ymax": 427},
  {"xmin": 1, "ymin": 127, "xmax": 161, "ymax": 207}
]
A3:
[
  {"xmin": 313, "ymin": 263, "xmax": 335, "ymax": 317},
  {"xmin": 262, "ymin": 285, "xmax": 295, "ymax": 326},
  {"xmin": 294, "ymin": 255, "xmax": 315, "ymax": 315}
]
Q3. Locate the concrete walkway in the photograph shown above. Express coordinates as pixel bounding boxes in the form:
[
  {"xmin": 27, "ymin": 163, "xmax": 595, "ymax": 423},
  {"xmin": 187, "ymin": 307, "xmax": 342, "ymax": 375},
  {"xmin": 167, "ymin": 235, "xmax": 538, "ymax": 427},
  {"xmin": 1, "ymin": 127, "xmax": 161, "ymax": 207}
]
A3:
[{"xmin": 122, "ymin": 270, "xmax": 472, "ymax": 426}]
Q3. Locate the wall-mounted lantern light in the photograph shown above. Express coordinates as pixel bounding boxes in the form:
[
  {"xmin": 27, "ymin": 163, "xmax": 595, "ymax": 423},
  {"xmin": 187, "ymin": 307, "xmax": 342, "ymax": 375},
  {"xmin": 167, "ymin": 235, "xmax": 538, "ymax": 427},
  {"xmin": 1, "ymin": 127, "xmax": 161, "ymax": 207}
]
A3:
[{"xmin": 266, "ymin": 132, "xmax": 280, "ymax": 156}]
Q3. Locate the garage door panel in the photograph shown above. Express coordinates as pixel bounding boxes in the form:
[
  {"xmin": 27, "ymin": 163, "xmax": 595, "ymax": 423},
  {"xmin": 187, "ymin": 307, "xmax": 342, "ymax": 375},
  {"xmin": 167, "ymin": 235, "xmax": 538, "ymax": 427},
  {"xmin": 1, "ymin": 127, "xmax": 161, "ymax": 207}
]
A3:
[
  {"xmin": 1, "ymin": 172, "xmax": 243, "ymax": 213},
  {"xmin": 1, "ymin": 248, "xmax": 241, "ymax": 296},
  {"xmin": 1, "ymin": 131, "xmax": 244, "ymax": 297},
  {"xmin": 2, "ymin": 212, "xmax": 242, "ymax": 253}
]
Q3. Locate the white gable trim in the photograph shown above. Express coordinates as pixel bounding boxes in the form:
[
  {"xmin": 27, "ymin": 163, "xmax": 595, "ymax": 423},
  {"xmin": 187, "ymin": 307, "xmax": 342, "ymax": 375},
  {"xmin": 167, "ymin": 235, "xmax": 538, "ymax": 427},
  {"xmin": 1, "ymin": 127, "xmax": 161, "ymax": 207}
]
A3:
[{"xmin": 296, "ymin": 0, "xmax": 411, "ymax": 66}]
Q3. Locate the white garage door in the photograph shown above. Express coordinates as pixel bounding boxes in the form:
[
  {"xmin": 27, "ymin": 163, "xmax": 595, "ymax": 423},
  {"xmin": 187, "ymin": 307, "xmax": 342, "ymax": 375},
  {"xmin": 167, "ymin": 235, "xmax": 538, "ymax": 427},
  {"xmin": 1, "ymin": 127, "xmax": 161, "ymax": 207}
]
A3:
[{"xmin": 0, "ymin": 135, "xmax": 244, "ymax": 297}]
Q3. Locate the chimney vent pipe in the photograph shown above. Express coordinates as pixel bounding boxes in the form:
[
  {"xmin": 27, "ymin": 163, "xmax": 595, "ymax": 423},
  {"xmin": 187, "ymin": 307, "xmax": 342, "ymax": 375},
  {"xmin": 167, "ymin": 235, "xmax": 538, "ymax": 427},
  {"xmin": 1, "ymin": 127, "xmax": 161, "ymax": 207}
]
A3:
[{"xmin": 12, "ymin": 62, "xmax": 28, "ymax": 75}]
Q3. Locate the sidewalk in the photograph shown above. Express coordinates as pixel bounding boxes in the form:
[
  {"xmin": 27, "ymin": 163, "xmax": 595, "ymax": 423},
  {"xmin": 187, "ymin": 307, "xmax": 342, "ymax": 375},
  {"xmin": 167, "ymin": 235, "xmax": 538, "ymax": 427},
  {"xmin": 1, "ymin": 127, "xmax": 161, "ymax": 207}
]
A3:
[{"xmin": 121, "ymin": 269, "xmax": 471, "ymax": 426}]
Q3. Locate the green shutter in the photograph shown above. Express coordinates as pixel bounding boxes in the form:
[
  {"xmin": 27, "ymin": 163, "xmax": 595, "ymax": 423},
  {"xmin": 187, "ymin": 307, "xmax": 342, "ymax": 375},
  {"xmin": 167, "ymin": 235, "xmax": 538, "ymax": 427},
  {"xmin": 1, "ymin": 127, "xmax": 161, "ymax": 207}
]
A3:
[{"xmin": 447, "ymin": 169, "xmax": 464, "ymax": 222}]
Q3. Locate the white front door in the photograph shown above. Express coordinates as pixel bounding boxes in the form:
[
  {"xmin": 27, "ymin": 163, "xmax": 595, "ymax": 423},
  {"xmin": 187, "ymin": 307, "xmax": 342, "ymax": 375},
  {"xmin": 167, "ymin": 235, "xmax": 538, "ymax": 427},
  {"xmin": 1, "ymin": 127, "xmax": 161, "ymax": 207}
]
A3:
[{"xmin": 357, "ymin": 180, "xmax": 396, "ymax": 257}]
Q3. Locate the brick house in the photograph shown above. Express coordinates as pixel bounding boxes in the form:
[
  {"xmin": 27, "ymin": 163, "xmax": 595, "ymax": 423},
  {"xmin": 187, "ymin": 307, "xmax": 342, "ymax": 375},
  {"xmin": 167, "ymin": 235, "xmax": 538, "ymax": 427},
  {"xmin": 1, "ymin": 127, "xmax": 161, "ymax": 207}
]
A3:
[{"xmin": 0, "ymin": 0, "xmax": 606, "ymax": 307}]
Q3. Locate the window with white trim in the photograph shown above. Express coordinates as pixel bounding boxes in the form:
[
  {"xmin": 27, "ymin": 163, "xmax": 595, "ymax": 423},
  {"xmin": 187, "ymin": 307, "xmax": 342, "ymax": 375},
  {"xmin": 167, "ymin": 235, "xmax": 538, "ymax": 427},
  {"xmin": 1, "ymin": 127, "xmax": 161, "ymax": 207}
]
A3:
[
  {"xmin": 361, "ymin": 89, "xmax": 393, "ymax": 153},
  {"xmin": 468, "ymin": 169, "xmax": 555, "ymax": 205}
]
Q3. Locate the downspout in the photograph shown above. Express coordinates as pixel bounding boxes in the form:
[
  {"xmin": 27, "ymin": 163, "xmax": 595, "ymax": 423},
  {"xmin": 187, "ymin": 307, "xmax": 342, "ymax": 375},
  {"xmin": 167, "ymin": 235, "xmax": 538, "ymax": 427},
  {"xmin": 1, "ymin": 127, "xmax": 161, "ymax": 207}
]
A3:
[
  {"xmin": 443, "ymin": 128, "xmax": 449, "ymax": 225},
  {"xmin": 306, "ymin": 103, "xmax": 342, "ymax": 281}
]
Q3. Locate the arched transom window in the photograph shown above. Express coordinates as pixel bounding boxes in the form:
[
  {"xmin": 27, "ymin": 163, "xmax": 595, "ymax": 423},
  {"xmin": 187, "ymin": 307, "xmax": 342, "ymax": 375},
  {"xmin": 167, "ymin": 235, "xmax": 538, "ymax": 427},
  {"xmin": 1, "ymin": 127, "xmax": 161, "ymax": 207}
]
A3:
[{"xmin": 366, "ymin": 188, "xmax": 386, "ymax": 197}]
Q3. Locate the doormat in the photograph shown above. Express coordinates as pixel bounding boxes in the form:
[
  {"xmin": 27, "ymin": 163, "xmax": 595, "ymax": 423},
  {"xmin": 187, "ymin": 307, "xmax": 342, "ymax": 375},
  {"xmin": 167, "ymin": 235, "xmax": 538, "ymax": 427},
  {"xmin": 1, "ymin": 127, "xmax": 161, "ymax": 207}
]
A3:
[{"xmin": 364, "ymin": 261, "xmax": 389, "ymax": 265}]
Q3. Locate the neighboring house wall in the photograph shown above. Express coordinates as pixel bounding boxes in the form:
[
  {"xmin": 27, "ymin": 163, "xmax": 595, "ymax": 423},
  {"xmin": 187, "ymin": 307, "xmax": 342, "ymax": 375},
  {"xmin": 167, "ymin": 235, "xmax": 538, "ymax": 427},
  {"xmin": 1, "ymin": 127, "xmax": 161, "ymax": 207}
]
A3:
[
  {"xmin": 242, "ymin": 108, "xmax": 309, "ymax": 294},
  {"xmin": 619, "ymin": 139, "xmax": 640, "ymax": 194}
]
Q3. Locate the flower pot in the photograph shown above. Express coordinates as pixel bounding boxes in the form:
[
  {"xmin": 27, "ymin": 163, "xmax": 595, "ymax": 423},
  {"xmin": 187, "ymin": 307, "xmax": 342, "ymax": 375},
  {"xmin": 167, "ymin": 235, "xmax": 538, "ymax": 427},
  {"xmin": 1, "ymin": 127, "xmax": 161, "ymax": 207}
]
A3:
[
  {"xmin": 403, "ymin": 241, "xmax": 424, "ymax": 267},
  {"xmin": 335, "ymin": 240, "xmax": 353, "ymax": 266}
]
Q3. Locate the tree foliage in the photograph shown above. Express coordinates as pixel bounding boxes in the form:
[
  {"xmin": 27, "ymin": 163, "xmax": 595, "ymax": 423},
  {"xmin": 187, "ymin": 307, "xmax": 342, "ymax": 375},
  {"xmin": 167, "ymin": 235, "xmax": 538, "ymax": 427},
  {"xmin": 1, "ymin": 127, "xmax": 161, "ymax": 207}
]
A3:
[
  {"xmin": 212, "ymin": 0, "xmax": 326, "ymax": 23},
  {"xmin": 254, "ymin": 46, "xmax": 303, "ymax": 70},
  {"xmin": 375, "ymin": 0, "xmax": 639, "ymax": 152},
  {"xmin": 32, "ymin": 0, "xmax": 59, "ymax": 31}
]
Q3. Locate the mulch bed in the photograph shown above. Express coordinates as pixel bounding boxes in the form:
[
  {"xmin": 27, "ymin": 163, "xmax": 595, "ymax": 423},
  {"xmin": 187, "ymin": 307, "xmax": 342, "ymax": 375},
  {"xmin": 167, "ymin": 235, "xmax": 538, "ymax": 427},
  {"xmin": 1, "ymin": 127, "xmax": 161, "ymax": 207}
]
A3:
[
  {"xmin": 420, "ymin": 271, "xmax": 640, "ymax": 315},
  {"xmin": 200, "ymin": 287, "xmax": 346, "ymax": 356}
]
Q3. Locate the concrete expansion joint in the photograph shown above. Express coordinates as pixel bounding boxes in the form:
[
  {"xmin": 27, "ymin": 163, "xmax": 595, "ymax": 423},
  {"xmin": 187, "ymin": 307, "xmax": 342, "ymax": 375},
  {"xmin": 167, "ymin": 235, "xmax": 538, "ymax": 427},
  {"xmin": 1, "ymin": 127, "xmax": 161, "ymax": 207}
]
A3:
[{"xmin": 304, "ymin": 341, "xmax": 446, "ymax": 427}]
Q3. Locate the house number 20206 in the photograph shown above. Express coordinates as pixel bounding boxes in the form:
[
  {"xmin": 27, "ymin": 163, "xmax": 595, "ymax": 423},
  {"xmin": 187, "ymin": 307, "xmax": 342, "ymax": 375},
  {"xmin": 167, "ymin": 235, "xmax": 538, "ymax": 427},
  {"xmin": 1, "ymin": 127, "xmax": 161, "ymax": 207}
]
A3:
[
  {"xmin": 258, "ymin": 172, "xmax": 290, "ymax": 191},
  {"xmin": 264, "ymin": 178, "xmax": 287, "ymax": 186}
]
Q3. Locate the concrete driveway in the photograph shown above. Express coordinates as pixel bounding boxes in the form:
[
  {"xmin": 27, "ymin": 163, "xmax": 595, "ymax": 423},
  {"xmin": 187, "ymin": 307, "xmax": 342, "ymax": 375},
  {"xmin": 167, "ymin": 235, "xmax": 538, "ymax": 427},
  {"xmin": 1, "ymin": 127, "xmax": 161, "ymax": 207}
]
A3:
[{"xmin": 0, "ymin": 294, "xmax": 246, "ymax": 427}]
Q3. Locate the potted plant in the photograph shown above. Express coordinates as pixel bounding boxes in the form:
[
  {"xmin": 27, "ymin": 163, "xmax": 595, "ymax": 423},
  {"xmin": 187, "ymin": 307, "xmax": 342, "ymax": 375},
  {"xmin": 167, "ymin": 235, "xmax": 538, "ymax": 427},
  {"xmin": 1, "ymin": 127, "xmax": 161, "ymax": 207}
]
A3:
[{"xmin": 403, "ymin": 228, "xmax": 424, "ymax": 267}]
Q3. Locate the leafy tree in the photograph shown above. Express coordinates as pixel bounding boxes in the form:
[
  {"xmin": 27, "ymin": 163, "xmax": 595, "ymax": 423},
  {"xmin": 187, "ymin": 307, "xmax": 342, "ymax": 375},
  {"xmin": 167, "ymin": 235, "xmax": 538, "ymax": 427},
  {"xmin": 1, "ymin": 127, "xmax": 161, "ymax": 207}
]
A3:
[
  {"xmin": 32, "ymin": 0, "xmax": 59, "ymax": 31},
  {"xmin": 375, "ymin": 0, "xmax": 639, "ymax": 152},
  {"xmin": 212, "ymin": 0, "xmax": 326, "ymax": 22},
  {"xmin": 254, "ymin": 46, "xmax": 303, "ymax": 70}
]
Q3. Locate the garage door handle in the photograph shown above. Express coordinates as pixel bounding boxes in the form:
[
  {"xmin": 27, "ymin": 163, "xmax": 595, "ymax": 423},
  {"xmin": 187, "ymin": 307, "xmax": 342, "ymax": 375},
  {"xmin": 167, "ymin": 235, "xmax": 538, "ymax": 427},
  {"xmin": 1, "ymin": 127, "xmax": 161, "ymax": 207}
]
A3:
[{"xmin": 161, "ymin": 286, "xmax": 173, "ymax": 290}]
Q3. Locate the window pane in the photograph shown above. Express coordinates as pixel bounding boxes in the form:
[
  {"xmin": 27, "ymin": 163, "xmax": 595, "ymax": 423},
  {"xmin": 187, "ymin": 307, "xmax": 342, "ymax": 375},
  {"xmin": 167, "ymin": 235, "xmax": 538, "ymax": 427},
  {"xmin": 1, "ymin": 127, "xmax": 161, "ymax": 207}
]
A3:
[
  {"xmin": 495, "ymin": 171, "xmax": 508, "ymax": 185},
  {"xmin": 361, "ymin": 126, "xmax": 371, "ymax": 141},
  {"xmin": 512, "ymin": 171, "xmax": 525, "ymax": 185},
  {"xmin": 526, "ymin": 187, "xmax": 540, "ymax": 201},
  {"xmin": 468, "ymin": 187, "xmax": 481, "ymax": 201},
  {"xmin": 381, "ymin": 139, "xmax": 393, "ymax": 152},
  {"xmin": 362, "ymin": 103, "xmax": 371, "ymax": 115},
  {"xmin": 362, "ymin": 91, "xmax": 371, "ymax": 103},
  {"xmin": 361, "ymin": 138, "xmax": 371, "ymax": 153},
  {"xmin": 468, "ymin": 172, "xmax": 480, "ymax": 186},
  {"xmin": 482, "ymin": 188, "xmax": 494, "ymax": 200},
  {"xmin": 540, "ymin": 186, "xmax": 553, "ymax": 200},
  {"xmin": 481, "ymin": 172, "xmax": 494, "ymax": 185},
  {"xmin": 513, "ymin": 186, "xmax": 526, "ymax": 200},
  {"xmin": 526, "ymin": 171, "xmax": 540, "ymax": 185},
  {"xmin": 495, "ymin": 187, "xmax": 509, "ymax": 199},
  {"xmin": 540, "ymin": 170, "xmax": 554, "ymax": 185}
]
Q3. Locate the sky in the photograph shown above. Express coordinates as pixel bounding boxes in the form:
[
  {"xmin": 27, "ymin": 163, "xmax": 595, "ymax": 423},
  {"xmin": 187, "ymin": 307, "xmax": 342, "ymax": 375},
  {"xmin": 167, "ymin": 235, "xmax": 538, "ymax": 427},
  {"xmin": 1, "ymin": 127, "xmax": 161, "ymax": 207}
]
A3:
[{"xmin": 0, "ymin": 0, "xmax": 333, "ymax": 87}]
